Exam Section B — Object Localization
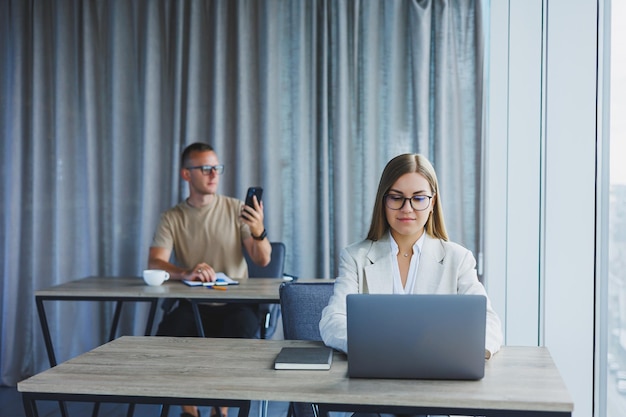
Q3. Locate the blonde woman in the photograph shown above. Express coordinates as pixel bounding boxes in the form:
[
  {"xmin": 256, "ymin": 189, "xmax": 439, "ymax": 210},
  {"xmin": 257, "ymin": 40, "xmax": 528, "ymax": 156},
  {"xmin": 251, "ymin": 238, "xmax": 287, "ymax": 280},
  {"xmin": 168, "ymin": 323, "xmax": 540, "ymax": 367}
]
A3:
[{"xmin": 320, "ymin": 153, "xmax": 502, "ymax": 359}]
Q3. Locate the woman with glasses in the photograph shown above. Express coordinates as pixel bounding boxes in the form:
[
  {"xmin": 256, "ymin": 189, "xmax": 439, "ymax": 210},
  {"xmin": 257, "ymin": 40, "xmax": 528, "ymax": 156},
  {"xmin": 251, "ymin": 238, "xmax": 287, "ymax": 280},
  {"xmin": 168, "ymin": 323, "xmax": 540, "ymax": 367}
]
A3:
[{"xmin": 320, "ymin": 153, "xmax": 502, "ymax": 359}]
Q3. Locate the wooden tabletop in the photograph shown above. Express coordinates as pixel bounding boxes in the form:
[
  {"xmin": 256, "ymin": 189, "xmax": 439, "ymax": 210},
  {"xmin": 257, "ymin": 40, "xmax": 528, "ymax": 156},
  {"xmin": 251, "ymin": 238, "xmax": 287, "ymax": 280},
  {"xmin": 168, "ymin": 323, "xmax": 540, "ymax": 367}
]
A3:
[
  {"xmin": 18, "ymin": 336, "xmax": 573, "ymax": 415},
  {"xmin": 35, "ymin": 276, "xmax": 332, "ymax": 303}
]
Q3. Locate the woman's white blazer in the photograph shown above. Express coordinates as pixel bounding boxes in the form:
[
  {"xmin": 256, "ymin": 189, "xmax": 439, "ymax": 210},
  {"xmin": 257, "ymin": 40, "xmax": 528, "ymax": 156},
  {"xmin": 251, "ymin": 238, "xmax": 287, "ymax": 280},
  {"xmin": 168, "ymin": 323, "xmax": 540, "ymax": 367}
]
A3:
[{"xmin": 319, "ymin": 233, "xmax": 503, "ymax": 357}]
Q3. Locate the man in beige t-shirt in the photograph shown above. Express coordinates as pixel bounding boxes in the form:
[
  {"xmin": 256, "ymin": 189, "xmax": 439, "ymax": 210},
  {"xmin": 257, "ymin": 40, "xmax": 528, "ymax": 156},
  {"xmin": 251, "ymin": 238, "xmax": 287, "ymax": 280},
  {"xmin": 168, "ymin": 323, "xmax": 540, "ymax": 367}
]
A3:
[{"xmin": 148, "ymin": 142, "xmax": 272, "ymax": 417}]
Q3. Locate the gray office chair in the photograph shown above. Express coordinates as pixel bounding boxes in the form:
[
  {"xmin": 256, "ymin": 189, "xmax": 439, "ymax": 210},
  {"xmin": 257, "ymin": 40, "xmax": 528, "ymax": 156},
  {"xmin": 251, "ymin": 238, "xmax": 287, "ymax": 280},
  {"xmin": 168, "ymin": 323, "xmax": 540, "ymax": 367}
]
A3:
[
  {"xmin": 280, "ymin": 281, "xmax": 335, "ymax": 417},
  {"xmin": 244, "ymin": 241, "xmax": 286, "ymax": 339}
]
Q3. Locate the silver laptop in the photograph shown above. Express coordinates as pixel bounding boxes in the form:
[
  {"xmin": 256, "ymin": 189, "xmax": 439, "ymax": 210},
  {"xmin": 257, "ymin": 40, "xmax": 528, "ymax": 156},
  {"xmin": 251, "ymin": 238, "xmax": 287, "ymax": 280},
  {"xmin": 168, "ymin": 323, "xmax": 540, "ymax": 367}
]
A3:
[{"xmin": 347, "ymin": 293, "xmax": 487, "ymax": 380}]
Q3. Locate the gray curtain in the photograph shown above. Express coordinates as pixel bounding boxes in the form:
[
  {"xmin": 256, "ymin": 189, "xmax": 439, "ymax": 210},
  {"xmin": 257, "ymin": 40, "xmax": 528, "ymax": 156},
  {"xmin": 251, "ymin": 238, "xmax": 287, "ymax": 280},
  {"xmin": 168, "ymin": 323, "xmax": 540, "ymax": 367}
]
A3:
[{"xmin": 0, "ymin": 0, "xmax": 483, "ymax": 385}]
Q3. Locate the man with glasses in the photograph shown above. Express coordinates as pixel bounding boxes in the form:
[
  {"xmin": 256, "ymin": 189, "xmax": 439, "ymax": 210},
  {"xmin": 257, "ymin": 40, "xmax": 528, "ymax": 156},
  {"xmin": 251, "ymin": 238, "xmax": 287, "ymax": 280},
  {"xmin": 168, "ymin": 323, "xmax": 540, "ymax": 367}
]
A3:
[{"xmin": 148, "ymin": 142, "xmax": 271, "ymax": 417}]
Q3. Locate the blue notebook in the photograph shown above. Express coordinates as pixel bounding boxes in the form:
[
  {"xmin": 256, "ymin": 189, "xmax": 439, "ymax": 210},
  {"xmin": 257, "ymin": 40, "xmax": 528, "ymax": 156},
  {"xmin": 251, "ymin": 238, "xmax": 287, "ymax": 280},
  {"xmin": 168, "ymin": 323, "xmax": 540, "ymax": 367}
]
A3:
[{"xmin": 183, "ymin": 272, "xmax": 239, "ymax": 287}]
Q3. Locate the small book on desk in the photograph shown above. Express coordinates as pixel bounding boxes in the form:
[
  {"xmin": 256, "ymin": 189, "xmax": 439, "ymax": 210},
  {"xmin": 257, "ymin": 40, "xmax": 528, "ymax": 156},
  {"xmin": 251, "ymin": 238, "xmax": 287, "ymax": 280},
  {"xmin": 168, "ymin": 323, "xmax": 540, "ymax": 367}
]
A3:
[
  {"xmin": 183, "ymin": 272, "xmax": 239, "ymax": 287},
  {"xmin": 274, "ymin": 347, "xmax": 333, "ymax": 370}
]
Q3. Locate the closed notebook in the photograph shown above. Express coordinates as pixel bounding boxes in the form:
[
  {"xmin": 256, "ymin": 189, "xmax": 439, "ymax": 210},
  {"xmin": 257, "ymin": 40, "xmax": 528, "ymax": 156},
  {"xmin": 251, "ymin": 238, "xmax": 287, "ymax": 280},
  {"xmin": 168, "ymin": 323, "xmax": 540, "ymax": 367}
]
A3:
[{"xmin": 274, "ymin": 347, "xmax": 333, "ymax": 370}]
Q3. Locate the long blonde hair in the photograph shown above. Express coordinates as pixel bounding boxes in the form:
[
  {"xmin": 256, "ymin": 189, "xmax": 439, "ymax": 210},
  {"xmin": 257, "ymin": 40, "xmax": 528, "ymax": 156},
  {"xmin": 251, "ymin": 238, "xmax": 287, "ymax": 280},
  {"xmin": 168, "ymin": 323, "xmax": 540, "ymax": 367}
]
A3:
[{"xmin": 366, "ymin": 154, "xmax": 448, "ymax": 241}]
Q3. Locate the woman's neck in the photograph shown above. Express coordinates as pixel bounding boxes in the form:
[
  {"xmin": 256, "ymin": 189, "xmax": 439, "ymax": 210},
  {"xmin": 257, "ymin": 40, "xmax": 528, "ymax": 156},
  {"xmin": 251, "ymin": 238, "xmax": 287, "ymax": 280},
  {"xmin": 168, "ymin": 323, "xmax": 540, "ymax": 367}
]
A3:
[{"xmin": 390, "ymin": 229, "xmax": 424, "ymax": 255}]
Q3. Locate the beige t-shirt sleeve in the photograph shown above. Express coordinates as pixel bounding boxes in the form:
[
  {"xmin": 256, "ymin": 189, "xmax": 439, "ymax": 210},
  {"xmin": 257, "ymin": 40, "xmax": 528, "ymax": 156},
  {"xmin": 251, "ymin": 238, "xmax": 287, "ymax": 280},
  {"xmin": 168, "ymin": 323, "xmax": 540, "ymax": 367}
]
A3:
[{"xmin": 151, "ymin": 212, "xmax": 175, "ymax": 250}]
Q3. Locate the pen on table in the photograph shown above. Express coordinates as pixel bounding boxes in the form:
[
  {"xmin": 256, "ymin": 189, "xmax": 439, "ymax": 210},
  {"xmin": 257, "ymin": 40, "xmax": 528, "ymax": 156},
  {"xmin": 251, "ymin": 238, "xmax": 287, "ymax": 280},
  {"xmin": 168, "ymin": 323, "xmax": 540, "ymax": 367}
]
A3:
[{"xmin": 210, "ymin": 285, "xmax": 227, "ymax": 290}]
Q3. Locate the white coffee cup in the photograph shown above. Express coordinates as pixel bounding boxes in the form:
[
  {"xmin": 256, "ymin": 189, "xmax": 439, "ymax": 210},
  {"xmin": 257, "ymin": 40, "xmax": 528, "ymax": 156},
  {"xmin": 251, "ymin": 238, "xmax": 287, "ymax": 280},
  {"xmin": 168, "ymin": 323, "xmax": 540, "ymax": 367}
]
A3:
[{"xmin": 142, "ymin": 269, "xmax": 170, "ymax": 286}]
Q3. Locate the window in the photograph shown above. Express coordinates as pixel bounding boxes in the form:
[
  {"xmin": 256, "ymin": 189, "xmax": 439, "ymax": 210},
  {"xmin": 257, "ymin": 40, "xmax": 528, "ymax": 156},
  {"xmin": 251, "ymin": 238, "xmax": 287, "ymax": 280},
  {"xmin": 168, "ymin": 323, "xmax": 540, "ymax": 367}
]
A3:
[{"xmin": 604, "ymin": 2, "xmax": 626, "ymax": 415}]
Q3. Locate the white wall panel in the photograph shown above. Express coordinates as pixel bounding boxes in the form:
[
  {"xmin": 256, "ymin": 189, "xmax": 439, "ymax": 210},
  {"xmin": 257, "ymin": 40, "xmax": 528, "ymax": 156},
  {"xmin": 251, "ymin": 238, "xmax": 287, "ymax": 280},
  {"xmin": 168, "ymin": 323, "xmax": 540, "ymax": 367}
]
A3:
[
  {"xmin": 543, "ymin": 1, "xmax": 597, "ymax": 416},
  {"xmin": 506, "ymin": 0, "xmax": 544, "ymax": 346},
  {"xmin": 485, "ymin": 0, "xmax": 544, "ymax": 345},
  {"xmin": 482, "ymin": 0, "xmax": 509, "ymax": 336}
]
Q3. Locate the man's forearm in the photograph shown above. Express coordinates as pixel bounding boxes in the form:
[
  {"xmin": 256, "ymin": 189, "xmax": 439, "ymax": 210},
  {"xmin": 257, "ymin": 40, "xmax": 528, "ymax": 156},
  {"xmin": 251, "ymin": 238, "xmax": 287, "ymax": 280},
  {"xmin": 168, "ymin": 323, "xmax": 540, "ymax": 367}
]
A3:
[{"xmin": 147, "ymin": 258, "xmax": 188, "ymax": 280}]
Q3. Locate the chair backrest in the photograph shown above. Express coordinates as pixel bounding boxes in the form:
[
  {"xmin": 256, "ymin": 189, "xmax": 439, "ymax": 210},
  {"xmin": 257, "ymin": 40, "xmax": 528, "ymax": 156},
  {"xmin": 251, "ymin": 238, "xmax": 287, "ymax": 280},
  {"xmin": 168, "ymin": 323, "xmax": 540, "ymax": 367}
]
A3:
[
  {"xmin": 279, "ymin": 281, "xmax": 335, "ymax": 341},
  {"xmin": 245, "ymin": 241, "xmax": 285, "ymax": 278}
]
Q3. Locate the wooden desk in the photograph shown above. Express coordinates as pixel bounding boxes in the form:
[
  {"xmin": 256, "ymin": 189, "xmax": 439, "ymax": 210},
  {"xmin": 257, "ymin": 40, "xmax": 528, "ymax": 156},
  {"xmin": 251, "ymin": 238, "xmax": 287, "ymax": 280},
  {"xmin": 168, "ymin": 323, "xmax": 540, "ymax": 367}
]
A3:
[
  {"xmin": 35, "ymin": 276, "xmax": 310, "ymax": 367},
  {"xmin": 19, "ymin": 336, "xmax": 573, "ymax": 417}
]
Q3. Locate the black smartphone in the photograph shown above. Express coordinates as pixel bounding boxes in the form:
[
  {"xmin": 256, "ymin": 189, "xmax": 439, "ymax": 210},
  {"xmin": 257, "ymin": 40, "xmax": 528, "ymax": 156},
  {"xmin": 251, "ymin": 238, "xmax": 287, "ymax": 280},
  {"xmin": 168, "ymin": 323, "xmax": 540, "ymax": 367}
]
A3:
[{"xmin": 245, "ymin": 187, "xmax": 263, "ymax": 207}]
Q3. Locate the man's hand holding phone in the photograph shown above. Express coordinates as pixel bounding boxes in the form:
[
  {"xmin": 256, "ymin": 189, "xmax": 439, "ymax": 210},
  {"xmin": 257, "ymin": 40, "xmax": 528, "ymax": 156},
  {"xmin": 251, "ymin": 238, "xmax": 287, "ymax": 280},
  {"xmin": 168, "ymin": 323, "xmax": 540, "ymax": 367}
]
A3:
[
  {"xmin": 245, "ymin": 187, "xmax": 263, "ymax": 208},
  {"xmin": 241, "ymin": 187, "xmax": 266, "ymax": 239}
]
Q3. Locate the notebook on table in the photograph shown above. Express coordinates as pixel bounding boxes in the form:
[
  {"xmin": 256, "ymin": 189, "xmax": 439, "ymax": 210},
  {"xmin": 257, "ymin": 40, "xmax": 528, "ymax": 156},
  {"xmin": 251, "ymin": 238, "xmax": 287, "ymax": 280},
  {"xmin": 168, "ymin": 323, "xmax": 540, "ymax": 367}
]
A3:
[
  {"xmin": 274, "ymin": 346, "xmax": 333, "ymax": 370},
  {"xmin": 346, "ymin": 293, "xmax": 487, "ymax": 380}
]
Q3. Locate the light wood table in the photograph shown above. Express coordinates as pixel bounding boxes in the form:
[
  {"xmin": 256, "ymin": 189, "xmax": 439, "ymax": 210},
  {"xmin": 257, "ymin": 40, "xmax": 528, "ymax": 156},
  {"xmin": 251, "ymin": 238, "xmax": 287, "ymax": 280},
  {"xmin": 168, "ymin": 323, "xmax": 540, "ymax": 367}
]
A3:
[
  {"xmin": 35, "ymin": 276, "xmax": 320, "ymax": 367},
  {"xmin": 18, "ymin": 336, "xmax": 574, "ymax": 417}
]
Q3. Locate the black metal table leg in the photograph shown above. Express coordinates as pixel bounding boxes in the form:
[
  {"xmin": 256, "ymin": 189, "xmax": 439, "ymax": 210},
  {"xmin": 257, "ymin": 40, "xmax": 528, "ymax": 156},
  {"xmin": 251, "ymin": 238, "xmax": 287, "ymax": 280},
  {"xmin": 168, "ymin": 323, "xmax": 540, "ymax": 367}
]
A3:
[
  {"xmin": 190, "ymin": 300, "xmax": 205, "ymax": 337},
  {"xmin": 109, "ymin": 301, "xmax": 124, "ymax": 341},
  {"xmin": 21, "ymin": 394, "xmax": 37, "ymax": 417},
  {"xmin": 35, "ymin": 297, "xmax": 56, "ymax": 367},
  {"xmin": 145, "ymin": 300, "xmax": 158, "ymax": 335},
  {"xmin": 35, "ymin": 298, "xmax": 69, "ymax": 417}
]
